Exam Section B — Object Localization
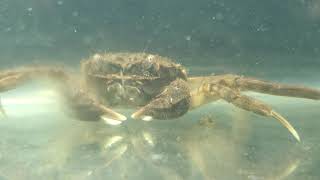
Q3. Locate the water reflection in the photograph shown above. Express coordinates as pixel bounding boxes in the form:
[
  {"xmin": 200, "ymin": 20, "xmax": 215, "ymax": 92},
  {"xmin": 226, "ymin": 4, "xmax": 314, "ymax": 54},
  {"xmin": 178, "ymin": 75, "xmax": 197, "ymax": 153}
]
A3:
[{"xmin": 43, "ymin": 114, "xmax": 303, "ymax": 180}]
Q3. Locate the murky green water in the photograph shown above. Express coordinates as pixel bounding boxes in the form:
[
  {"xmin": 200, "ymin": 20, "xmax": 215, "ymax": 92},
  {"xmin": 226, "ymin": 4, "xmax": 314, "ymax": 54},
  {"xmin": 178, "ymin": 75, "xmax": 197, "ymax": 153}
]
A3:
[{"xmin": 1, "ymin": 0, "xmax": 320, "ymax": 179}]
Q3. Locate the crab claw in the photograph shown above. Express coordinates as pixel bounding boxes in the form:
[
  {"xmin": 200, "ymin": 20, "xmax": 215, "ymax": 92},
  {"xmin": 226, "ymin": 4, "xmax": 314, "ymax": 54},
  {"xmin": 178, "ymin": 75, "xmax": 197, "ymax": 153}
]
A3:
[
  {"xmin": 131, "ymin": 107, "xmax": 154, "ymax": 121},
  {"xmin": 62, "ymin": 87, "xmax": 127, "ymax": 125},
  {"xmin": 131, "ymin": 79, "xmax": 191, "ymax": 121},
  {"xmin": 68, "ymin": 101, "xmax": 127, "ymax": 125},
  {"xmin": 98, "ymin": 105, "xmax": 127, "ymax": 125}
]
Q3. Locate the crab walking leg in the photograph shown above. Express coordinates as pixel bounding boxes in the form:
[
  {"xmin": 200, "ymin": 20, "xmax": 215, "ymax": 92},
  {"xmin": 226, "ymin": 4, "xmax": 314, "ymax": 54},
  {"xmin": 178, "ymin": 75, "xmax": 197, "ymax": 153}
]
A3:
[
  {"xmin": 0, "ymin": 67, "xmax": 68, "ymax": 116},
  {"xmin": 0, "ymin": 98, "xmax": 6, "ymax": 117},
  {"xmin": 0, "ymin": 73, "xmax": 32, "ymax": 116},
  {"xmin": 0, "ymin": 73, "xmax": 29, "ymax": 92},
  {"xmin": 233, "ymin": 76, "xmax": 320, "ymax": 100},
  {"xmin": 0, "ymin": 66, "xmax": 126, "ymax": 123},
  {"xmin": 0, "ymin": 67, "xmax": 70, "ymax": 93},
  {"xmin": 210, "ymin": 84, "xmax": 300, "ymax": 142},
  {"xmin": 190, "ymin": 75, "xmax": 320, "ymax": 100}
]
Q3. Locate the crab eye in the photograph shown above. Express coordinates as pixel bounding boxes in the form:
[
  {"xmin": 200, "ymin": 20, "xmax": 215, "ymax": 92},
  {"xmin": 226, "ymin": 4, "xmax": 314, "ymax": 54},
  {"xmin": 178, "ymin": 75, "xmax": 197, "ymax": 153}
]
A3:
[
  {"xmin": 93, "ymin": 53, "xmax": 102, "ymax": 60},
  {"xmin": 146, "ymin": 55, "xmax": 155, "ymax": 61}
]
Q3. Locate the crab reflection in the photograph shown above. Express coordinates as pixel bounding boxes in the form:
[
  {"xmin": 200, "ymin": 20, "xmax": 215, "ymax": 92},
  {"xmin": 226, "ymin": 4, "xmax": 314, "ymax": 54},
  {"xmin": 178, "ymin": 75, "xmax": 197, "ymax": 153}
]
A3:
[
  {"xmin": 40, "ymin": 111, "xmax": 303, "ymax": 180},
  {"xmin": 184, "ymin": 112, "xmax": 303, "ymax": 180}
]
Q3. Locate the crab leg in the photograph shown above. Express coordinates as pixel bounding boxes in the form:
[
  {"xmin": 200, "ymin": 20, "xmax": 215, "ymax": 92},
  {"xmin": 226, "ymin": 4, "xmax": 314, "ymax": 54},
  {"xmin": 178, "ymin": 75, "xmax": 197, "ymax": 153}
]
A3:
[
  {"xmin": 190, "ymin": 74, "xmax": 320, "ymax": 100},
  {"xmin": 234, "ymin": 76, "xmax": 320, "ymax": 100},
  {"xmin": 0, "ymin": 66, "xmax": 70, "ymax": 93},
  {"xmin": 0, "ymin": 67, "xmax": 69, "ymax": 116},
  {"xmin": 0, "ymin": 72, "xmax": 33, "ymax": 116},
  {"xmin": 0, "ymin": 73, "xmax": 28, "ymax": 92},
  {"xmin": 195, "ymin": 82, "xmax": 300, "ymax": 141},
  {"xmin": 0, "ymin": 66, "xmax": 126, "ymax": 123},
  {"xmin": 188, "ymin": 75, "xmax": 320, "ymax": 141},
  {"xmin": 0, "ymin": 98, "xmax": 6, "ymax": 117}
]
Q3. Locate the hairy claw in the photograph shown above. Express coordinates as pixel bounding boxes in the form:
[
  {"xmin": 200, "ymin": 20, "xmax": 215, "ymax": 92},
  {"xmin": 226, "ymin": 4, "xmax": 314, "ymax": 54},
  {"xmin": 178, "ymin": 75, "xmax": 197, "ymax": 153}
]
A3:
[{"xmin": 131, "ymin": 79, "xmax": 190, "ymax": 120}]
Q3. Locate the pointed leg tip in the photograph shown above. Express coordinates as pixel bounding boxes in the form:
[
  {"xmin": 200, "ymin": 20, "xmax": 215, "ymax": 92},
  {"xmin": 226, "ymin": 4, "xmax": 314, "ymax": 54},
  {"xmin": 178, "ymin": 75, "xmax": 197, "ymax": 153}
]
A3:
[
  {"xmin": 99, "ymin": 105, "xmax": 127, "ymax": 121},
  {"xmin": 130, "ymin": 113, "xmax": 138, "ymax": 120},
  {"xmin": 0, "ymin": 103, "xmax": 7, "ymax": 118},
  {"xmin": 99, "ymin": 108, "xmax": 127, "ymax": 125},
  {"xmin": 288, "ymin": 128, "xmax": 301, "ymax": 143},
  {"xmin": 131, "ymin": 109, "xmax": 153, "ymax": 121},
  {"xmin": 271, "ymin": 111, "xmax": 301, "ymax": 142},
  {"xmin": 131, "ymin": 108, "xmax": 145, "ymax": 119}
]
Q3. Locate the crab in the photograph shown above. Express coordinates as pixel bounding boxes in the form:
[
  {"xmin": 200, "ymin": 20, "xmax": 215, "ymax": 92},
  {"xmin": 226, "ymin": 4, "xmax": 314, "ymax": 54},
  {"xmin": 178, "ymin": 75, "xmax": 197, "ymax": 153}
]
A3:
[{"xmin": 1, "ymin": 52, "xmax": 320, "ymax": 142}]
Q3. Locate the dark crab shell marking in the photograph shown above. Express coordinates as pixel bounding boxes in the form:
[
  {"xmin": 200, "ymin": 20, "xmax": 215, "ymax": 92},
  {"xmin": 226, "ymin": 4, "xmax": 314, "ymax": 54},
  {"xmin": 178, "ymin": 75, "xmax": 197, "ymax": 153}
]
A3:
[{"xmin": 81, "ymin": 53, "xmax": 188, "ymax": 107}]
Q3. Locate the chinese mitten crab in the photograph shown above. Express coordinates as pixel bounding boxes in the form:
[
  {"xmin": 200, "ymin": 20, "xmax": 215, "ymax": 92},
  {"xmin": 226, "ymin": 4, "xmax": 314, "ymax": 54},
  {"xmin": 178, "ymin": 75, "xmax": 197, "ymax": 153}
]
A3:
[{"xmin": 1, "ymin": 52, "xmax": 320, "ymax": 142}]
